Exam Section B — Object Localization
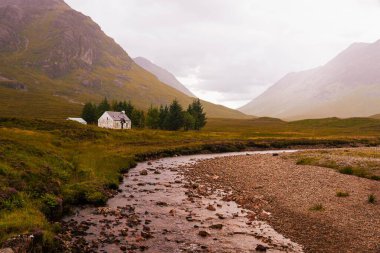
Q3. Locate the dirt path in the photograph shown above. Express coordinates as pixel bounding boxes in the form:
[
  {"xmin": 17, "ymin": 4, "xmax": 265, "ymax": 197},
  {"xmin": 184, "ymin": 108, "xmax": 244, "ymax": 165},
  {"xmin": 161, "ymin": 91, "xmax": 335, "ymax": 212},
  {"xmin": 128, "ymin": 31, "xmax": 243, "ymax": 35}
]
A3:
[
  {"xmin": 59, "ymin": 152, "xmax": 303, "ymax": 253},
  {"xmin": 185, "ymin": 151, "xmax": 380, "ymax": 253}
]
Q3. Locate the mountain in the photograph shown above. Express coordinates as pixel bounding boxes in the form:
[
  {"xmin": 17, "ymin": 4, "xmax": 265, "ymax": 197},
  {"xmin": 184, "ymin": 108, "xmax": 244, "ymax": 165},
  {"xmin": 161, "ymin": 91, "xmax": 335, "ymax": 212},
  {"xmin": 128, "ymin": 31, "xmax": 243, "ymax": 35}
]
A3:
[
  {"xmin": 134, "ymin": 57, "xmax": 195, "ymax": 97},
  {"xmin": 0, "ymin": 0, "xmax": 247, "ymax": 119},
  {"xmin": 240, "ymin": 40, "xmax": 380, "ymax": 120},
  {"xmin": 370, "ymin": 114, "xmax": 380, "ymax": 119}
]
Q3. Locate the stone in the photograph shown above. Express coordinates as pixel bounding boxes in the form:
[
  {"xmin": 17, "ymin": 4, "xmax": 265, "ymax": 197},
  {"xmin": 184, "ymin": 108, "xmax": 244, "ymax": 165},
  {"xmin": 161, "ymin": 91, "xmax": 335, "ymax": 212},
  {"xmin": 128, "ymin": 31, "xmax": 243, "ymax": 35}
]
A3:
[
  {"xmin": 215, "ymin": 213, "xmax": 225, "ymax": 219},
  {"xmin": 0, "ymin": 249, "xmax": 15, "ymax": 253},
  {"xmin": 206, "ymin": 205, "xmax": 216, "ymax": 211},
  {"xmin": 141, "ymin": 231, "xmax": 153, "ymax": 239},
  {"xmin": 156, "ymin": 201, "xmax": 168, "ymax": 207},
  {"xmin": 255, "ymin": 244, "xmax": 268, "ymax": 251},
  {"xmin": 140, "ymin": 170, "xmax": 148, "ymax": 176},
  {"xmin": 209, "ymin": 224, "xmax": 223, "ymax": 230},
  {"xmin": 198, "ymin": 231, "xmax": 210, "ymax": 237}
]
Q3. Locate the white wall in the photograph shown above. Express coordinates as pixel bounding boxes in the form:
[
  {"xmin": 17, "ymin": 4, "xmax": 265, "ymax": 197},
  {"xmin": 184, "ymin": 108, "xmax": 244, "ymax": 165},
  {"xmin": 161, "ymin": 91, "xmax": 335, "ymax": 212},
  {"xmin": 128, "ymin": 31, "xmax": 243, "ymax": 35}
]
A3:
[{"xmin": 98, "ymin": 113, "xmax": 131, "ymax": 129}]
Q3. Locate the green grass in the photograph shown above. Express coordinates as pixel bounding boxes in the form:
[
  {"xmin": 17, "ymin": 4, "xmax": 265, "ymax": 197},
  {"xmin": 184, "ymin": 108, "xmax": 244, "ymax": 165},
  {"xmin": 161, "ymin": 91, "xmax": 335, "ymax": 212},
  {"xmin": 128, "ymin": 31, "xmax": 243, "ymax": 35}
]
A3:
[
  {"xmin": 292, "ymin": 147, "xmax": 380, "ymax": 180},
  {"xmin": 0, "ymin": 117, "xmax": 380, "ymax": 248}
]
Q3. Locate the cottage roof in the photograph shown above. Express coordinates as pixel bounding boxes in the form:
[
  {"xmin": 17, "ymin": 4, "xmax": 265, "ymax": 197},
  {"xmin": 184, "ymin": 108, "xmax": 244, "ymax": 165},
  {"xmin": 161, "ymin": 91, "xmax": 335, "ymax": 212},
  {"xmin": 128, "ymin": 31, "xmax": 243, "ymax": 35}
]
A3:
[{"xmin": 105, "ymin": 111, "xmax": 131, "ymax": 121}]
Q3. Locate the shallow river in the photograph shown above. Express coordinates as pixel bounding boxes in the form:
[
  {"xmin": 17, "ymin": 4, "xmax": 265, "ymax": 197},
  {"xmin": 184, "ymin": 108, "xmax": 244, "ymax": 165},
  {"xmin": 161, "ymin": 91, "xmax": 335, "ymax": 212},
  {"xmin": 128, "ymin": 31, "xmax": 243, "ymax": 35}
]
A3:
[{"xmin": 62, "ymin": 150, "xmax": 303, "ymax": 253}]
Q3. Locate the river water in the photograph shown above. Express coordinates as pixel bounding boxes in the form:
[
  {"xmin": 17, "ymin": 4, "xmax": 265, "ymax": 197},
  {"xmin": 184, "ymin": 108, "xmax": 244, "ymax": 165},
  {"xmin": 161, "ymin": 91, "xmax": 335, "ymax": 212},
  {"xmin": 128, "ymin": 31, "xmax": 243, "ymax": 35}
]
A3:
[{"xmin": 62, "ymin": 150, "xmax": 303, "ymax": 253}]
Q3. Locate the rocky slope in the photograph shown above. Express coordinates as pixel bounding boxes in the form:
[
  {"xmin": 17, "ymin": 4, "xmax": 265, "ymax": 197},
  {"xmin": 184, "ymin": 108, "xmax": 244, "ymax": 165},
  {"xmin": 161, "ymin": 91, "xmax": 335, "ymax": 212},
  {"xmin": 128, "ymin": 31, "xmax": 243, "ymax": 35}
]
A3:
[
  {"xmin": 134, "ymin": 57, "xmax": 195, "ymax": 97},
  {"xmin": 0, "ymin": 0, "xmax": 247, "ymax": 119},
  {"xmin": 240, "ymin": 40, "xmax": 380, "ymax": 120}
]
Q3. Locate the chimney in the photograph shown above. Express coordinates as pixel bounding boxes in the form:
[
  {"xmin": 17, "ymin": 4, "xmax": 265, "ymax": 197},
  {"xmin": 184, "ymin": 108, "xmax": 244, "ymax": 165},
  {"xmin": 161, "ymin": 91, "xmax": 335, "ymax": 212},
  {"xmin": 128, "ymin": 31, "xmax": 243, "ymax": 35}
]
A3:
[{"xmin": 122, "ymin": 110, "xmax": 126, "ymax": 114}]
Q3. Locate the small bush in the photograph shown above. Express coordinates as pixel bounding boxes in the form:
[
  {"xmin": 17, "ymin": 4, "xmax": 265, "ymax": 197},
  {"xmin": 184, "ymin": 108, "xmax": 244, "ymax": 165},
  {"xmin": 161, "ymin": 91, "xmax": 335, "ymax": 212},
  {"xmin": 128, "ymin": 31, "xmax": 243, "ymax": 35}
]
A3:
[
  {"xmin": 368, "ymin": 194, "xmax": 376, "ymax": 204},
  {"xmin": 296, "ymin": 157, "xmax": 317, "ymax": 165},
  {"xmin": 107, "ymin": 182, "xmax": 119, "ymax": 190},
  {"xmin": 119, "ymin": 167, "xmax": 130, "ymax": 174},
  {"xmin": 41, "ymin": 194, "xmax": 62, "ymax": 220},
  {"xmin": 336, "ymin": 191, "xmax": 349, "ymax": 197},
  {"xmin": 339, "ymin": 167, "xmax": 353, "ymax": 175},
  {"xmin": 309, "ymin": 203, "xmax": 324, "ymax": 211},
  {"xmin": 0, "ymin": 189, "xmax": 24, "ymax": 211},
  {"xmin": 0, "ymin": 165, "xmax": 8, "ymax": 176},
  {"xmin": 85, "ymin": 191, "xmax": 107, "ymax": 206}
]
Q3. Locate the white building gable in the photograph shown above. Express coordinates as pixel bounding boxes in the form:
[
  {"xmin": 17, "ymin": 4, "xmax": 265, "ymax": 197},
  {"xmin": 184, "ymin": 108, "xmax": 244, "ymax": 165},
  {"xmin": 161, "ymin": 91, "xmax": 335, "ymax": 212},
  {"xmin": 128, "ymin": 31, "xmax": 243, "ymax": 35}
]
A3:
[
  {"xmin": 67, "ymin": 117, "xmax": 87, "ymax": 125},
  {"xmin": 98, "ymin": 111, "xmax": 131, "ymax": 129}
]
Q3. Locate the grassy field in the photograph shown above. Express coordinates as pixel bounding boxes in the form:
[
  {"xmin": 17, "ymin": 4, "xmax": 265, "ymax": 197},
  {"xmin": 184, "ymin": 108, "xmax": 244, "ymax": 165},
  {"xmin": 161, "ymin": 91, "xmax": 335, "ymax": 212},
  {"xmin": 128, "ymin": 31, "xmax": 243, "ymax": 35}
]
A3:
[
  {"xmin": 1, "ymin": 116, "xmax": 380, "ymax": 249},
  {"xmin": 290, "ymin": 148, "xmax": 380, "ymax": 180}
]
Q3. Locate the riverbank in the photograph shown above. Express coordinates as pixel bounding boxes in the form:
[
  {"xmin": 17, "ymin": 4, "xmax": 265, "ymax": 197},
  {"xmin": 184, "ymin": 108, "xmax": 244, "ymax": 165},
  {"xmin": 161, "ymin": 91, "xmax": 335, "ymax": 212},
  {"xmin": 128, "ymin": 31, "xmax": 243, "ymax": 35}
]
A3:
[
  {"xmin": 58, "ymin": 152, "xmax": 304, "ymax": 253},
  {"xmin": 185, "ymin": 148, "xmax": 380, "ymax": 253}
]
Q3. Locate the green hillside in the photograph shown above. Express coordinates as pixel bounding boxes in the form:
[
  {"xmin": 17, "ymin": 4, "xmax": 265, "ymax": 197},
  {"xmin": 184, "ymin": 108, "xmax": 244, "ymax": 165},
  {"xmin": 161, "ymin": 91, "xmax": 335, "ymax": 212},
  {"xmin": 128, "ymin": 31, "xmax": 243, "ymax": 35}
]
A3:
[{"xmin": 0, "ymin": 0, "xmax": 248, "ymax": 119}]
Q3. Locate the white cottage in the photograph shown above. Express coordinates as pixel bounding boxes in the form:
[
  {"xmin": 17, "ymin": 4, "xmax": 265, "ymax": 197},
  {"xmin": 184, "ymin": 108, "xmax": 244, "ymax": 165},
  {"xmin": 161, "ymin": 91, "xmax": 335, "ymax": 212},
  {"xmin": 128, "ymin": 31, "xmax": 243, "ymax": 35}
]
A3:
[{"xmin": 98, "ymin": 111, "xmax": 131, "ymax": 129}]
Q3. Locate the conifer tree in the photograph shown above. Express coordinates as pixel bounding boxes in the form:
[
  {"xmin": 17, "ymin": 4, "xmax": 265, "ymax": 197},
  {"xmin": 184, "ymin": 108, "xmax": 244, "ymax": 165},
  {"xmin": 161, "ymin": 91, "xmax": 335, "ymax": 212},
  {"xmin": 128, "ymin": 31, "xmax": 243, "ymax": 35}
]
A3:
[
  {"xmin": 97, "ymin": 97, "xmax": 111, "ymax": 117},
  {"xmin": 81, "ymin": 102, "xmax": 97, "ymax": 124},
  {"xmin": 131, "ymin": 109, "xmax": 145, "ymax": 128},
  {"xmin": 146, "ymin": 105, "xmax": 160, "ymax": 129},
  {"xmin": 187, "ymin": 98, "xmax": 207, "ymax": 130},
  {"xmin": 167, "ymin": 99, "xmax": 184, "ymax": 130},
  {"xmin": 158, "ymin": 105, "xmax": 169, "ymax": 130},
  {"xmin": 183, "ymin": 111, "xmax": 195, "ymax": 131}
]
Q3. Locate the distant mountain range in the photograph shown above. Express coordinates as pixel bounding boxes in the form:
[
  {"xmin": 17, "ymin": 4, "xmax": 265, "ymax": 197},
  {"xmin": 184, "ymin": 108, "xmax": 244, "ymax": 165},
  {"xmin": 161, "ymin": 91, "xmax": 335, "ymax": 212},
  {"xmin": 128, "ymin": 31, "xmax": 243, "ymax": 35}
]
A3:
[
  {"xmin": 134, "ymin": 57, "xmax": 195, "ymax": 97},
  {"xmin": 240, "ymin": 40, "xmax": 380, "ymax": 120},
  {"xmin": 0, "ymin": 0, "xmax": 247, "ymax": 119}
]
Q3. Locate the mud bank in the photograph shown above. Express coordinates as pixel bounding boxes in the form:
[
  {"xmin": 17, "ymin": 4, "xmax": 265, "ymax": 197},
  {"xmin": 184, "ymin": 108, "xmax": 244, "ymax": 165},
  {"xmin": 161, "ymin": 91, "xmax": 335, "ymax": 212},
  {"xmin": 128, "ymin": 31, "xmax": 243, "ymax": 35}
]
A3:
[{"xmin": 185, "ymin": 151, "xmax": 380, "ymax": 253}]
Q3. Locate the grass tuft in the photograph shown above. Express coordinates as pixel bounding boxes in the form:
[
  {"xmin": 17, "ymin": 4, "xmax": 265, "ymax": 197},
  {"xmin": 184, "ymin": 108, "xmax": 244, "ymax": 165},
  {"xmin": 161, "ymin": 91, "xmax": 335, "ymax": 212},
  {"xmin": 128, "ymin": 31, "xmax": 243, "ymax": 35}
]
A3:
[
  {"xmin": 336, "ymin": 191, "xmax": 350, "ymax": 197},
  {"xmin": 339, "ymin": 167, "xmax": 354, "ymax": 175},
  {"xmin": 309, "ymin": 203, "xmax": 324, "ymax": 211},
  {"xmin": 368, "ymin": 194, "xmax": 376, "ymax": 204}
]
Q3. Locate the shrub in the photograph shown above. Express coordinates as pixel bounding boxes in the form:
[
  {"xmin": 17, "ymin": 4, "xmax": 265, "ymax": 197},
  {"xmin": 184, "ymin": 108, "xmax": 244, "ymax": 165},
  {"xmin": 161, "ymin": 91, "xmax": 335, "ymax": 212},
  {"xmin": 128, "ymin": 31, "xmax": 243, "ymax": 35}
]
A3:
[
  {"xmin": 296, "ymin": 157, "xmax": 317, "ymax": 165},
  {"xmin": 368, "ymin": 194, "xmax": 376, "ymax": 204},
  {"xmin": 107, "ymin": 182, "xmax": 119, "ymax": 190},
  {"xmin": 85, "ymin": 191, "xmax": 107, "ymax": 206},
  {"xmin": 309, "ymin": 203, "xmax": 324, "ymax": 211},
  {"xmin": 339, "ymin": 167, "xmax": 353, "ymax": 175},
  {"xmin": 63, "ymin": 183, "xmax": 107, "ymax": 206},
  {"xmin": 41, "ymin": 194, "xmax": 63, "ymax": 220},
  {"xmin": 336, "ymin": 191, "xmax": 349, "ymax": 197},
  {"xmin": 0, "ymin": 189, "xmax": 24, "ymax": 211}
]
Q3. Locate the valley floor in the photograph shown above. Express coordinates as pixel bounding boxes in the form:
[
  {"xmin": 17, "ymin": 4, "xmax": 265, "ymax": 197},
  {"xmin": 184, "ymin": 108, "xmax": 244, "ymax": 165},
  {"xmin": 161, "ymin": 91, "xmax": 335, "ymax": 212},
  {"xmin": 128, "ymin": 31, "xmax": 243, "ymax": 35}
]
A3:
[
  {"xmin": 1, "ymin": 117, "xmax": 380, "ymax": 251},
  {"xmin": 185, "ymin": 148, "xmax": 380, "ymax": 253}
]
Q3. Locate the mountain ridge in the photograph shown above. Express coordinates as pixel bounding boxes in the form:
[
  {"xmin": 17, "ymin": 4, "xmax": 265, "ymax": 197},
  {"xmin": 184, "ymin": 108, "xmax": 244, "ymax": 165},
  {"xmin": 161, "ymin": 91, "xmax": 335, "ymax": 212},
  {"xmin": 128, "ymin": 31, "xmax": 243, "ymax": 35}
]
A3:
[
  {"xmin": 0, "ymin": 0, "xmax": 248, "ymax": 119},
  {"xmin": 134, "ymin": 56, "xmax": 195, "ymax": 97},
  {"xmin": 240, "ymin": 40, "xmax": 380, "ymax": 120}
]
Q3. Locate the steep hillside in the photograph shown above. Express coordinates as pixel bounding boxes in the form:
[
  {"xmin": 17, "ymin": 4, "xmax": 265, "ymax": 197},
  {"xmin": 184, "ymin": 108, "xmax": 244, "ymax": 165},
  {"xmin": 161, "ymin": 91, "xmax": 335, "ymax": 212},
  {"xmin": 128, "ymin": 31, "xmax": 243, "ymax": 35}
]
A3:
[
  {"xmin": 0, "ymin": 0, "xmax": 247, "ymax": 119},
  {"xmin": 134, "ymin": 57, "xmax": 195, "ymax": 97},
  {"xmin": 240, "ymin": 40, "xmax": 380, "ymax": 120}
]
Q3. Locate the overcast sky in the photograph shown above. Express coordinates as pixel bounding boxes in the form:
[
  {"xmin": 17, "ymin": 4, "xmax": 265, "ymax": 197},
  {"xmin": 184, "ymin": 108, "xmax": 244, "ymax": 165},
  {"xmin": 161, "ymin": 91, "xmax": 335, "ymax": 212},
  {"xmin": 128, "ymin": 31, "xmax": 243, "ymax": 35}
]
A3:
[{"xmin": 65, "ymin": 0, "xmax": 380, "ymax": 109}]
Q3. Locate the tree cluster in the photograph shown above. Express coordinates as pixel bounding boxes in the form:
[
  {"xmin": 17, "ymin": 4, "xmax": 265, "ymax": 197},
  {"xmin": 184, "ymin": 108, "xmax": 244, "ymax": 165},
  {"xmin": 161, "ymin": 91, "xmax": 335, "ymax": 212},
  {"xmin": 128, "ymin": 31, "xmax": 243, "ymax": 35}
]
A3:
[
  {"xmin": 81, "ymin": 98, "xmax": 206, "ymax": 131},
  {"xmin": 146, "ymin": 99, "xmax": 207, "ymax": 131}
]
